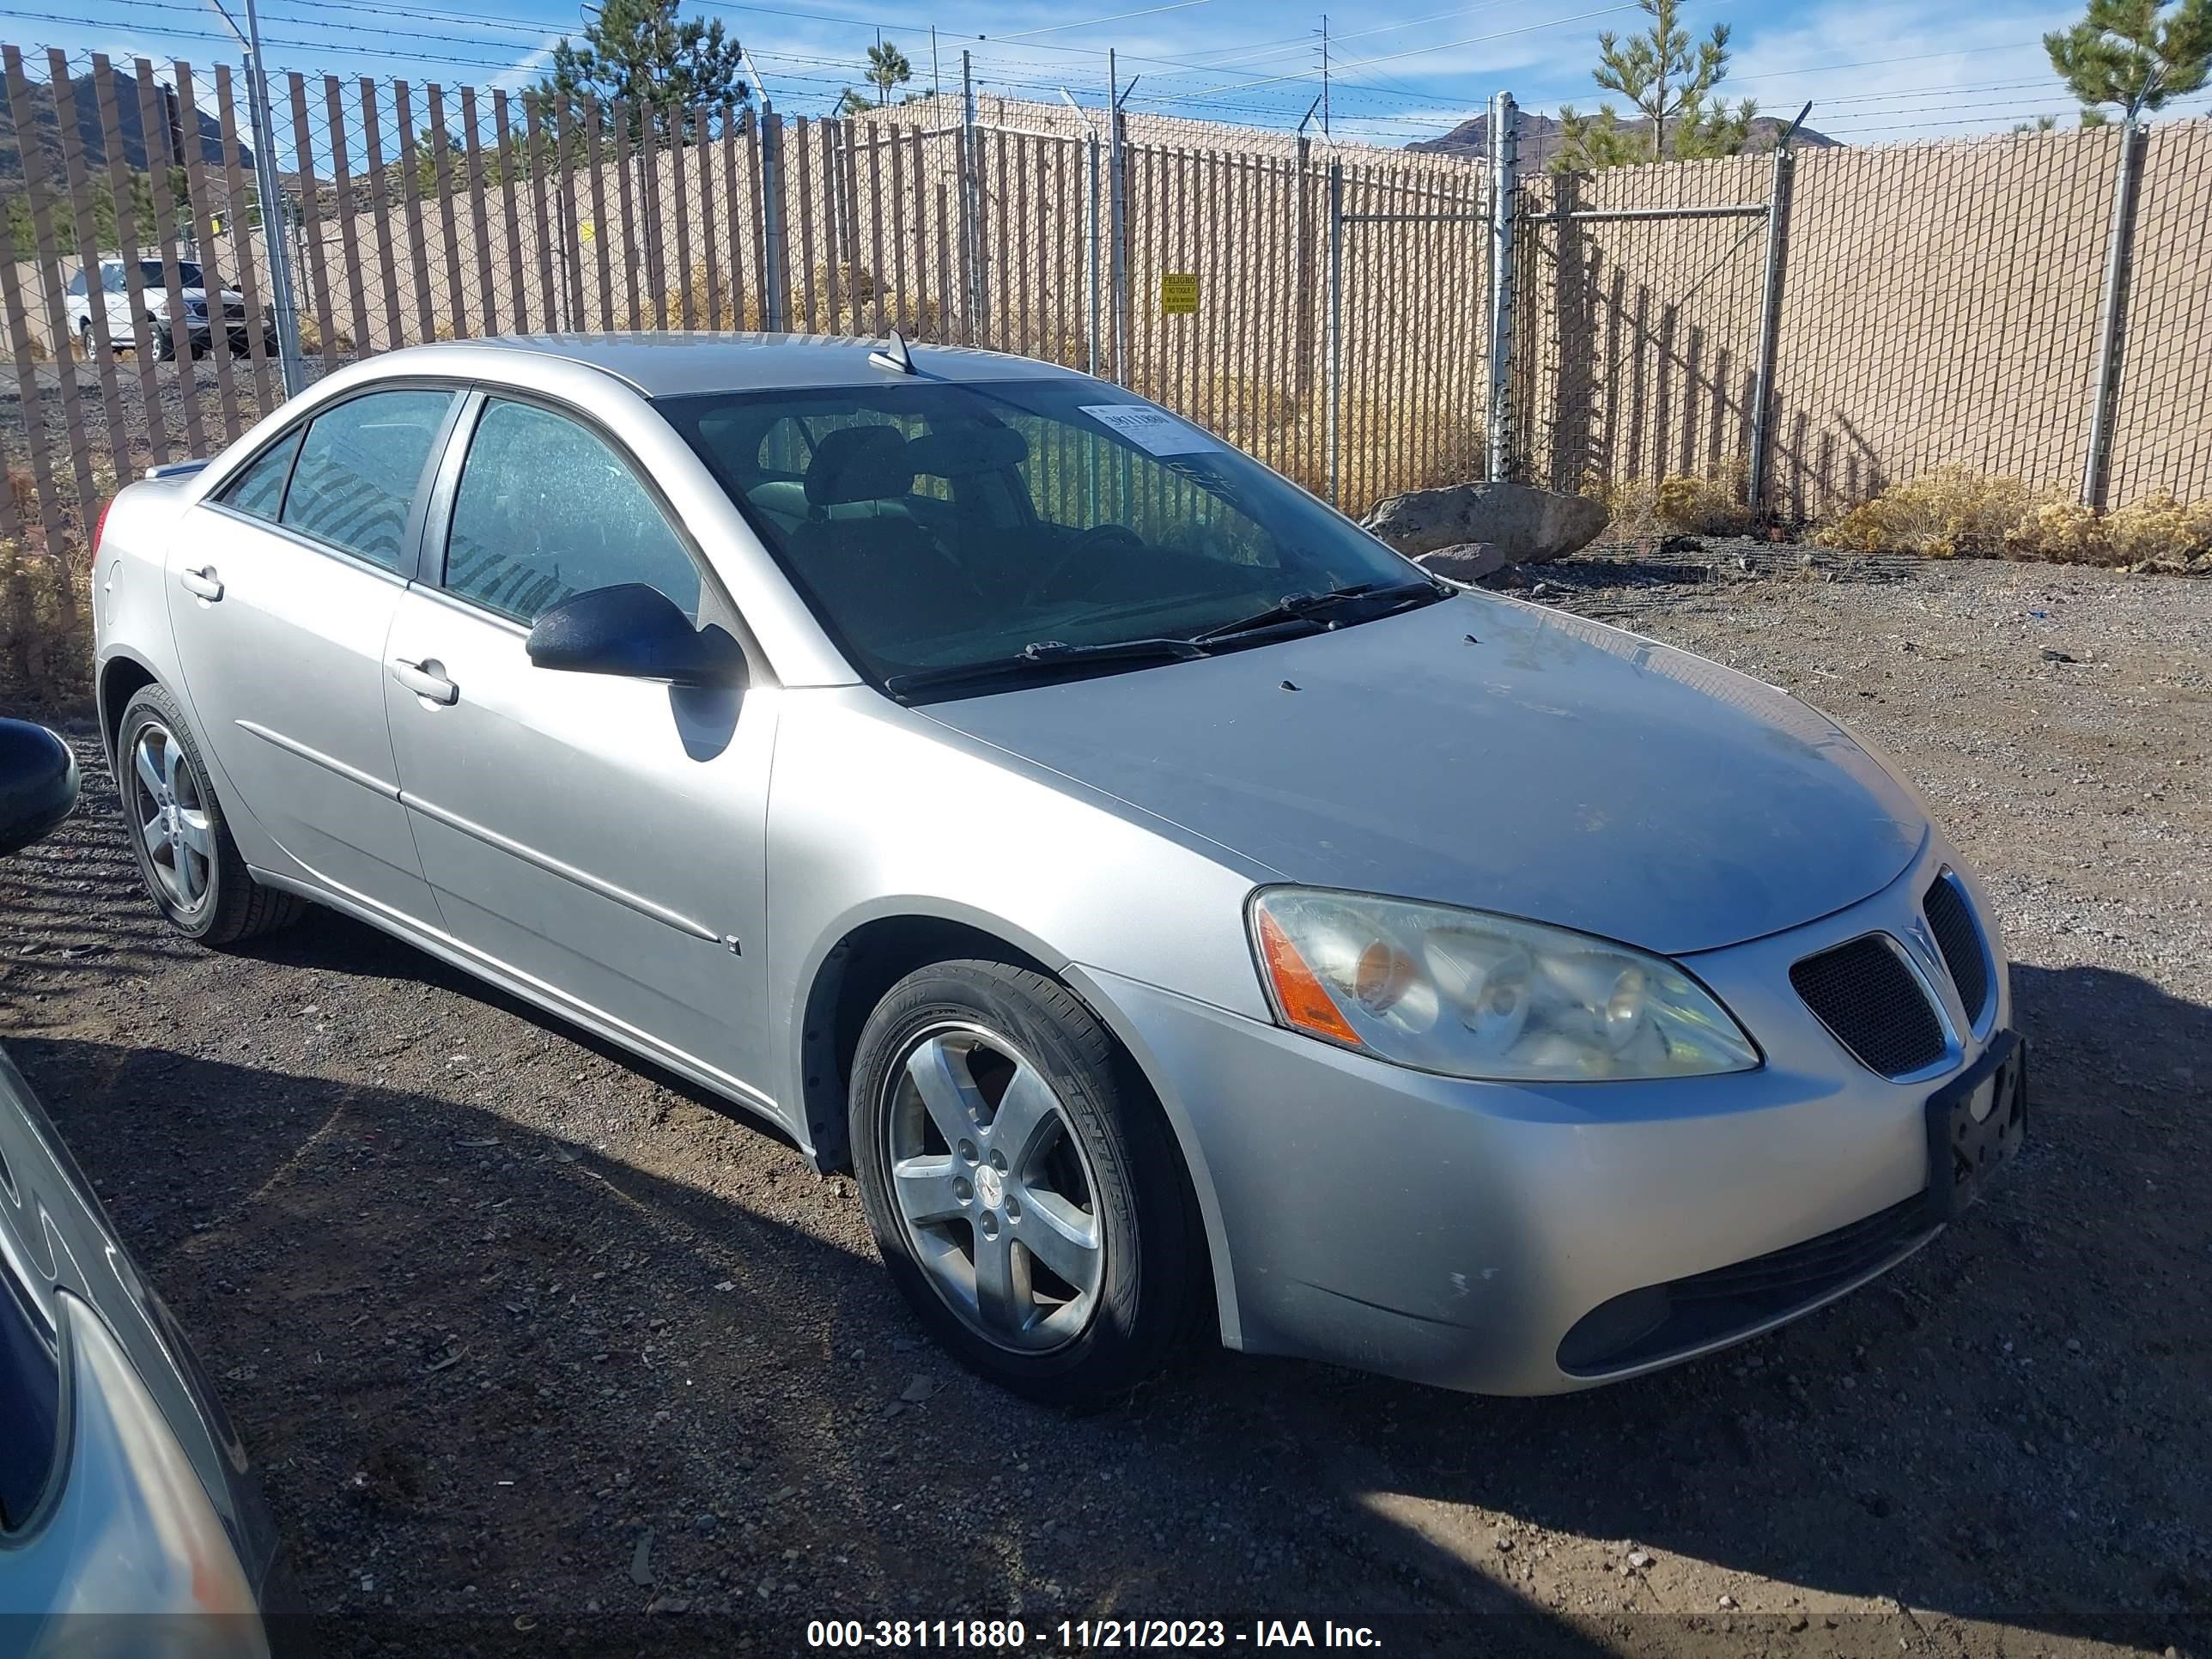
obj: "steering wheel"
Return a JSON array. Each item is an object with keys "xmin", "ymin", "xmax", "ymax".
[{"xmin": 1022, "ymin": 522, "xmax": 1147, "ymax": 605}]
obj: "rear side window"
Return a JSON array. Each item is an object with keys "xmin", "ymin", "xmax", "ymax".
[
  {"xmin": 281, "ymin": 390, "xmax": 453, "ymax": 570},
  {"xmin": 443, "ymin": 399, "xmax": 702, "ymax": 624},
  {"xmin": 221, "ymin": 428, "xmax": 302, "ymax": 522}
]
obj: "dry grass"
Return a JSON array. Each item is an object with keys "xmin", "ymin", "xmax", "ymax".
[
  {"xmin": 299, "ymin": 316, "xmax": 356, "ymax": 354},
  {"xmin": 1814, "ymin": 470, "xmax": 2212, "ymax": 568},
  {"xmin": 1583, "ymin": 466, "xmax": 1753, "ymax": 547},
  {"xmin": 0, "ymin": 538, "xmax": 89, "ymax": 708}
]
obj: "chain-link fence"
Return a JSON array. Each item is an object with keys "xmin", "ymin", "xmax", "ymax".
[{"xmin": 3, "ymin": 44, "xmax": 2210, "ymax": 705}]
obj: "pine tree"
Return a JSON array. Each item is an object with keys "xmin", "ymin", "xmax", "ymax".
[
  {"xmin": 865, "ymin": 39, "xmax": 914, "ymax": 107},
  {"xmin": 1553, "ymin": 0, "xmax": 1754, "ymax": 171},
  {"xmin": 544, "ymin": 0, "xmax": 750, "ymax": 138},
  {"xmin": 2045, "ymin": 0, "xmax": 2212, "ymax": 124}
]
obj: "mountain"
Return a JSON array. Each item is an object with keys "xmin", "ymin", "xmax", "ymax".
[
  {"xmin": 1407, "ymin": 108, "xmax": 1837, "ymax": 167},
  {"xmin": 0, "ymin": 66, "xmax": 248, "ymax": 184}
]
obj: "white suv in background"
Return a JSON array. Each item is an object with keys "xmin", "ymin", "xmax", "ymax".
[{"xmin": 64, "ymin": 258, "xmax": 273, "ymax": 361}]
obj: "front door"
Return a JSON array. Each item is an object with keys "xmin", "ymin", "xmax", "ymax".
[
  {"xmin": 381, "ymin": 393, "xmax": 776, "ymax": 1098},
  {"xmin": 165, "ymin": 386, "xmax": 459, "ymax": 924}
]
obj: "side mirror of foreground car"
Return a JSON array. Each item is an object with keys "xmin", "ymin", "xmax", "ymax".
[
  {"xmin": 0, "ymin": 719, "xmax": 79, "ymax": 857},
  {"xmin": 526, "ymin": 583, "xmax": 749, "ymax": 690}
]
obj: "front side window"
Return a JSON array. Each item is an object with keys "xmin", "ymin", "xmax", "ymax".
[
  {"xmin": 65, "ymin": 270, "xmax": 84, "ymax": 297},
  {"xmin": 102, "ymin": 264, "xmax": 126, "ymax": 295},
  {"xmin": 280, "ymin": 389, "xmax": 453, "ymax": 569},
  {"xmin": 221, "ymin": 428, "xmax": 303, "ymax": 521},
  {"xmin": 661, "ymin": 380, "xmax": 1419, "ymax": 688},
  {"xmin": 443, "ymin": 399, "xmax": 702, "ymax": 625},
  {"xmin": 140, "ymin": 260, "xmax": 204, "ymax": 289}
]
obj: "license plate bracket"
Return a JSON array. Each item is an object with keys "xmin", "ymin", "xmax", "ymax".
[{"xmin": 1924, "ymin": 1030, "xmax": 2027, "ymax": 1224}]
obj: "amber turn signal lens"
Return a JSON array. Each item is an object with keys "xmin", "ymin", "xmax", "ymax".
[{"xmin": 1255, "ymin": 908, "xmax": 1363, "ymax": 1046}]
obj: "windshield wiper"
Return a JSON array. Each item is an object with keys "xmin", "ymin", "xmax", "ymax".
[
  {"xmin": 883, "ymin": 635, "xmax": 1208, "ymax": 700},
  {"xmin": 1189, "ymin": 578, "xmax": 1445, "ymax": 647}
]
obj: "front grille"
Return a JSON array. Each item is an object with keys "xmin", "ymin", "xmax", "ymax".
[
  {"xmin": 1558, "ymin": 1194, "xmax": 1936, "ymax": 1375},
  {"xmin": 1923, "ymin": 876, "xmax": 1990, "ymax": 1023},
  {"xmin": 1790, "ymin": 934, "xmax": 1947, "ymax": 1077},
  {"xmin": 222, "ymin": 303, "xmax": 246, "ymax": 319}
]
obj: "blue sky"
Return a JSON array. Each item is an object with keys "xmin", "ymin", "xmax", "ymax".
[{"xmin": 17, "ymin": 0, "xmax": 2212, "ymax": 149}]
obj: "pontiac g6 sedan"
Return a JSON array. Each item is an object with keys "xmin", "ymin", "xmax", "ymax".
[{"xmin": 90, "ymin": 334, "xmax": 2025, "ymax": 1407}]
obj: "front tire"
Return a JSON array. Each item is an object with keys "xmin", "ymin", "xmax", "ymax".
[
  {"xmin": 850, "ymin": 960, "xmax": 1200, "ymax": 1410},
  {"xmin": 118, "ymin": 684, "xmax": 304, "ymax": 945}
]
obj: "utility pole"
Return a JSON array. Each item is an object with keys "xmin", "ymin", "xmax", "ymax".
[
  {"xmin": 1320, "ymin": 15, "xmax": 1330, "ymax": 137},
  {"xmin": 931, "ymin": 25, "xmax": 940, "ymax": 100},
  {"xmin": 203, "ymin": 0, "xmax": 305, "ymax": 393},
  {"xmin": 875, "ymin": 27, "xmax": 885, "ymax": 106}
]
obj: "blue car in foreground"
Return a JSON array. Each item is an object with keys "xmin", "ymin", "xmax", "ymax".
[{"xmin": 0, "ymin": 718, "xmax": 299, "ymax": 1656}]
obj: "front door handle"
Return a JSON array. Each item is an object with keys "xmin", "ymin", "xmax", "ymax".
[
  {"xmin": 390, "ymin": 658, "xmax": 459, "ymax": 705},
  {"xmin": 178, "ymin": 565, "xmax": 222, "ymax": 601}
]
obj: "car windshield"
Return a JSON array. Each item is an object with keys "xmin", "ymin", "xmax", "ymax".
[
  {"xmin": 141, "ymin": 260, "xmax": 206, "ymax": 288},
  {"xmin": 660, "ymin": 379, "xmax": 1428, "ymax": 692}
]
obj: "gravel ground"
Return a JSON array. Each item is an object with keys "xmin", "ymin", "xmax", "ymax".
[{"xmin": 2, "ymin": 550, "xmax": 2207, "ymax": 1658}]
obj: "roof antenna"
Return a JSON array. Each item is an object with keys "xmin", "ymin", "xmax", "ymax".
[{"xmin": 869, "ymin": 331, "xmax": 916, "ymax": 375}]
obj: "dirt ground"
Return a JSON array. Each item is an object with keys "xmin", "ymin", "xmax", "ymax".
[{"xmin": 3, "ymin": 550, "xmax": 2207, "ymax": 1658}]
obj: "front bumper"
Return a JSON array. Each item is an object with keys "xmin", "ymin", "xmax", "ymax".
[{"xmin": 1074, "ymin": 838, "xmax": 2015, "ymax": 1396}]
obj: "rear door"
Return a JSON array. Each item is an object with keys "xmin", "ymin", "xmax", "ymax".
[
  {"xmin": 382, "ymin": 392, "xmax": 777, "ymax": 1099},
  {"xmin": 167, "ymin": 386, "xmax": 461, "ymax": 923}
]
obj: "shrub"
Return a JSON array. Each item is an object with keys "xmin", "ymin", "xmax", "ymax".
[
  {"xmin": 2103, "ymin": 493, "xmax": 2212, "ymax": 567},
  {"xmin": 1814, "ymin": 468, "xmax": 2043, "ymax": 558},
  {"xmin": 297, "ymin": 316, "xmax": 356, "ymax": 354},
  {"xmin": 0, "ymin": 537, "xmax": 89, "ymax": 708},
  {"xmin": 1654, "ymin": 471, "xmax": 1753, "ymax": 537},
  {"xmin": 1814, "ymin": 472, "xmax": 2212, "ymax": 569}
]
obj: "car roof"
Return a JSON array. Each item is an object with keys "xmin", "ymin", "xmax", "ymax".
[{"xmin": 445, "ymin": 332, "xmax": 1092, "ymax": 398}]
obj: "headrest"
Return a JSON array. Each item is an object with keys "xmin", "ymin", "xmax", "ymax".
[
  {"xmin": 804, "ymin": 425, "xmax": 914, "ymax": 506},
  {"xmin": 907, "ymin": 422, "xmax": 1030, "ymax": 477}
]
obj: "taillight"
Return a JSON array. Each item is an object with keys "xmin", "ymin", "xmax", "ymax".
[{"xmin": 91, "ymin": 496, "xmax": 112, "ymax": 554}]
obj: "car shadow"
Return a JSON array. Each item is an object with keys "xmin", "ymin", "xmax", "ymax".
[{"xmin": 9, "ymin": 940, "xmax": 2205, "ymax": 1654}]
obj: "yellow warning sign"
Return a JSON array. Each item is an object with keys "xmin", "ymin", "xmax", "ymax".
[{"xmin": 1160, "ymin": 271, "xmax": 1199, "ymax": 315}]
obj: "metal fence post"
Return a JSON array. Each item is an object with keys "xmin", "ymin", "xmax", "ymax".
[
  {"xmin": 759, "ymin": 107, "xmax": 787, "ymax": 331},
  {"xmin": 1485, "ymin": 89, "xmax": 1516, "ymax": 483},
  {"xmin": 1747, "ymin": 143, "xmax": 1796, "ymax": 520},
  {"xmin": 1326, "ymin": 158, "xmax": 1343, "ymax": 507},
  {"xmin": 961, "ymin": 52, "xmax": 988, "ymax": 344},
  {"xmin": 2081, "ymin": 118, "xmax": 2148, "ymax": 509},
  {"xmin": 1086, "ymin": 126, "xmax": 1102, "ymax": 376},
  {"xmin": 1107, "ymin": 52, "xmax": 1128, "ymax": 386}
]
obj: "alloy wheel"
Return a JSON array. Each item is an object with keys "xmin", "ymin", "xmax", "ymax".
[
  {"xmin": 130, "ymin": 721, "xmax": 214, "ymax": 913},
  {"xmin": 882, "ymin": 1024, "xmax": 1105, "ymax": 1352}
]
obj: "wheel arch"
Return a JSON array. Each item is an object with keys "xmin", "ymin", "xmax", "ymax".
[
  {"xmin": 790, "ymin": 902, "xmax": 1232, "ymax": 1346},
  {"xmin": 95, "ymin": 650, "xmax": 161, "ymax": 775}
]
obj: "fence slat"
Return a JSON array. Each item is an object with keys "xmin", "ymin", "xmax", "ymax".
[
  {"xmin": 286, "ymin": 73, "xmax": 337, "ymax": 376},
  {"xmin": 491, "ymin": 90, "xmax": 529, "ymax": 331},
  {"xmin": 672, "ymin": 108, "xmax": 695, "ymax": 328},
  {"xmin": 136, "ymin": 61, "xmax": 206, "ymax": 456},
  {"xmin": 223, "ymin": 70, "xmax": 276, "ymax": 402},
  {"xmin": 426, "ymin": 87, "xmax": 466, "ymax": 338},
  {"xmin": 392, "ymin": 81, "xmax": 436, "ymax": 344},
  {"xmin": 357, "ymin": 79, "xmax": 405, "ymax": 356},
  {"xmin": 173, "ymin": 64, "xmax": 240, "ymax": 441},
  {"xmin": 611, "ymin": 100, "xmax": 641, "ymax": 331},
  {"xmin": 0, "ymin": 49, "xmax": 70, "ymax": 560},
  {"xmin": 698, "ymin": 104, "xmax": 724, "ymax": 330},
  {"xmin": 583, "ymin": 99, "xmax": 616, "ymax": 331},
  {"xmin": 319, "ymin": 76, "xmax": 370, "ymax": 366},
  {"xmin": 46, "ymin": 51, "xmax": 132, "ymax": 497},
  {"xmin": 459, "ymin": 88, "xmax": 500, "ymax": 336},
  {"xmin": 91, "ymin": 56, "xmax": 167, "ymax": 465},
  {"xmin": 523, "ymin": 94, "xmax": 560, "ymax": 331}
]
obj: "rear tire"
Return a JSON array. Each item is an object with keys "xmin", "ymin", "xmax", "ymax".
[
  {"xmin": 154, "ymin": 325, "xmax": 177, "ymax": 362},
  {"xmin": 117, "ymin": 684, "xmax": 306, "ymax": 946},
  {"xmin": 850, "ymin": 959, "xmax": 1200, "ymax": 1411}
]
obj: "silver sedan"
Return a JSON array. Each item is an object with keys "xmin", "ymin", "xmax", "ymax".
[{"xmin": 90, "ymin": 335, "xmax": 2025, "ymax": 1406}]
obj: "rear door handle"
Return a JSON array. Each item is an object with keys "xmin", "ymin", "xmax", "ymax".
[
  {"xmin": 390, "ymin": 658, "xmax": 459, "ymax": 705},
  {"xmin": 178, "ymin": 565, "xmax": 222, "ymax": 601}
]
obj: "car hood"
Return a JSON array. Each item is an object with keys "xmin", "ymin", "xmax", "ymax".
[{"xmin": 916, "ymin": 591, "xmax": 1928, "ymax": 957}]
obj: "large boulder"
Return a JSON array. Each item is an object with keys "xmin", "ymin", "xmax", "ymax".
[{"xmin": 1363, "ymin": 480, "xmax": 1608, "ymax": 563}]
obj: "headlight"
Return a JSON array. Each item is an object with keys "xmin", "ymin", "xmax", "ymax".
[{"xmin": 1249, "ymin": 888, "xmax": 1759, "ymax": 1081}]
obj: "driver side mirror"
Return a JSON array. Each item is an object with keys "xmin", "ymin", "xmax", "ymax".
[
  {"xmin": 526, "ymin": 583, "xmax": 749, "ymax": 690},
  {"xmin": 0, "ymin": 720, "xmax": 80, "ymax": 857}
]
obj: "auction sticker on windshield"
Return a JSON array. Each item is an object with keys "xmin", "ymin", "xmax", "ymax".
[{"xmin": 1080, "ymin": 404, "xmax": 1218, "ymax": 457}]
